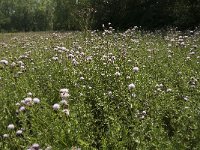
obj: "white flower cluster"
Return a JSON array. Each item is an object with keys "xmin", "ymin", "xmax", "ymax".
[
  {"xmin": 128, "ymin": 83, "xmax": 135, "ymax": 90},
  {"xmin": 16, "ymin": 92, "xmax": 40, "ymax": 112},
  {"xmin": 52, "ymin": 88, "xmax": 70, "ymax": 116},
  {"xmin": 3, "ymin": 124, "xmax": 24, "ymax": 138}
]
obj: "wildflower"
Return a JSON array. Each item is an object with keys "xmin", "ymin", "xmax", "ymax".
[
  {"xmin": 10, "ymin": 62, "xmax": 16, "ymax": 67},
  {"xmin": 60, "ymin": 89, "xmax": 69, "ymax": 93},
  {"xmin": 19, "ymin": 106, "xmax": 26, "ymax": 112},
  {"xmin": 189, "ymin": 51, "xmax": 195, "ymax": 55},
  {"xmin": 131, "ymin": 93, "xmax": 136, "ymax": 97},
  {"xmin": 68, "ymin": 54, "xmax": 74, "ymax": 59},
  {"xmin": 114, "ymin": 71, "xmax": 121, "ymax": 76},
  {"xmin": 60, "ymin": 88, "xmax": 69, "ymax": 99},
  {"xmin": 60, "ymin": 46, "xmax": 67, "ymax": 51},
  {"xmin": 166, "ymin": 88, "xmax": 172, "ymax": 92},
  {"xmin": 31, "ymin": 143, "xmax": 40, "ymax": 150},
  {"xmin": 21, "ymin": 100, "xmax": 25, "ymax": 104},
  {"xmin": 157, "ymin": 88, "xmax": 162, "ymax": 92},
  {"xmin": 128, "ymin": 83, "xmax": 135, "ymax": 90},
  {"xmin": 183, "ymin": 96, "xmax": 189, "ymax": 101},
  {"xmin": 25, "ymin": 97, "xmax": 32, "ymax": 103},
  {"xmin": 0, "ymin": 59, "xmax": 8, "ymax": 65},
  {"xmin": 108, "ymin": 91, "xmax": 112, "ymax": 96},
  {"xmin": 80, "ymin": 77, "xmax": 84, "ymax": 80},
  {"xmin": 24, "ymin": 97, "xmax": 33, "ymax": 106},
  {"xmin": 126, "ymin": 76, "xmax": 131, "ymax": 79},
  {"xmin": 140, "ymin": 115, "xmax": 145, "ymax": 119},
  {"xmin": 142, "ymin": 110, "xmax": 147, "ymax": 115},
  {"xmin": 60, "ymin": 92, "xmax": 70, "ymax": 99},
  {"xmin": 17, "ymin": 61, "xmax": 24, "ymax": 66},
  {"xmin": 52, "ymin": 56, "xmax": 58, "ymax": 61},
  {"xmin": 63, "ymin": 109, "xmax": 70, "ymax": 116},
  {"xmin": 20, "ymin": 65, "xmax": 25, "ymax": 71},
  {"xmin": 186, "ymin": 56, "xmax": 191, "ymax": 60},
  {"xmin": 16, "ymin": 102, "xmax": 21, "ymax": 106},
  {"xmin": 3, "ymin": 134, "xmax": 9, "ymax": 138},
  {"xmin": 86, "ymin": 56, "xmax": 92, "ymax": 61},
  {"xmin": 111, "ymin": 56, "xmax": 116, "ymax": 60},
  {"xmin": 16, "ymin": 130, "xmax": 23, "ymax": 135},
  {"xmin": 53, "ymin": 103, "xmax": 60, "ymax": 110},
  {"xmin": 33, "ymin": 98, "xmax": 40, "ymax": 104},
  {"xmin": 133, "ymin": 67, "xmax": 139, "ymax": 72},
  {"xmin": 108, "ymin": 59, "xmax": 112, "ymax": 63},
  {"xmin": 72, "ymin": 59, "xmax": 79, "ymax": 65},
  {"xmin": 8, "ymin": 124, "xmax": 15, "ymax": 130},
  {"xmin": 168, "ymin": 43, "xmax": 172, "ymax": 47}
]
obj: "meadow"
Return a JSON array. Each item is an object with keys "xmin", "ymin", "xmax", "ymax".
[{"xmin": 0, "ymin": 28, "xmax": 200, "ymax": 149}]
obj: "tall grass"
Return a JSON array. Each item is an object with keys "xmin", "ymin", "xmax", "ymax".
[{"xmin": 0, "ymin": 28, "xmax": 200, "ymax": 149}]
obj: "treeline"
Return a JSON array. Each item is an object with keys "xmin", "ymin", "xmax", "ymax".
[{"xmin": 0, "ymin": 0, "xmax": 200, "ymax": 32}]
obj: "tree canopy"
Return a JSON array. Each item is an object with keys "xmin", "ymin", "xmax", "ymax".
[{"xmin": 0, "ymin": 0, "xmax": 199, "ymax": 32}]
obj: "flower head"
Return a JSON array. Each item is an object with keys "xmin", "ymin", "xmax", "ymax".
[
  {"xmin": 133, "ymin": 67, "xmax": 139, "ymax": 72},
  {"xmin": 33, "ymin": 98, "xmax": 40, "ymax": 104},
  {"xmin": 19, "ymin": 106, "xmax": 26, "ymax": 112},
  {"xmin": 16, "ymin": 130, "xmax": 23, "ymax": 135},
  {"xmin": 31, "ymin": 143, "xmax": 40, "ymax": 150},
  {"xmin": 53, "ymin": 103, "xmax": 60, "ymax": 110},
  {"xmin": 62, "ymin": 109, "xmax": 70, "ymax": 116},
  {"xmin": 128, "ymin": 83, "xmax": 135, "ymax": 90},
  {"xmin": 60, "ymin": 88, "xmax": 69, "ymax": 93},
  {"xmin": 24, "ymin": 97, "xmax": 33, "ymax": 106},
  {"xmin": 3, "ymin": 134, "xmax": 9, "ymax": 138},
  {"xmin": 60, "ymin": 88, "xmax": 69, "ymax": 99},
  {"xmin": 8, "ymin": 124, "xmax": 15, "ymax": 130},
  {"xmin": 114, "ymin": 71, "xmax": 121, "ymax": 76},
  {"xmin": 0, "ymin": 59, "xmax": 8, "ymax": 65}
]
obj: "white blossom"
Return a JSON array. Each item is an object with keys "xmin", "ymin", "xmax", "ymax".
[
  {"xmin": 62, "ymin": 109, "xmax": 70, "ymax": 116},
  {"xmin": 60, "ymin": 88, "xmax": 69, "ymax": 94},
  {"xmin": 19, "ymin": 106, "xmax": 26, "ymax": 112},
  {"xmin": 16, "ymin": 130, "xmax": 23, "ymax": 135},
  {"xmin": 33, "ymin": 98, "xmax": 40, "ymax": 104},
  {"xmin": 53, "ymin": 103, "xmax": 60, "ymax": 110},
  {"xmin": 31, "ymin": 143, "xmax": 40, "ymax": 149},
  {"xmin": 3, "ymin": 134, "xmax": 9, "ymax": 138},
  {"xmin": 114, "ymin": 71, "xmax": 121, "ymax": 76},
  {"xmin": 128, "ymin": 83, "xmax": 135, "ymax": 90},
  {"xmin": 133, "ymin": 67, "xmax": 139, "ymax": 72},
  {"xmin": 0, "ymin": 59, "xmax": 8, "ymax": 65},
  {"xmin": 60, "ymin": 88, "xmax": 69, "ymax": 99},
  {"xmin": 8, "ymin": 124, "xmax": 15, "ymax": 130}
]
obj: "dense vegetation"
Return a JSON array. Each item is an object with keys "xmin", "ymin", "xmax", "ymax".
[
  {"xmin": 0, "ymin": 28, "xmax": 199, "ymax": 149},
  {"xmin": 0, "ymin": 0, "xmax": 200, "ymax": 32}
]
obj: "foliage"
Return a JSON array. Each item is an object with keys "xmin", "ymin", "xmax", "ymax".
[{"xmin": 0, "ymin": 0, "xmax": 200, "ymax": 32}]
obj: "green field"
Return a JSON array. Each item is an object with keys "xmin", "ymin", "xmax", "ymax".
[{"xmin": 0, "ymin": 29, "xmax": 200, "ymax": 149}]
